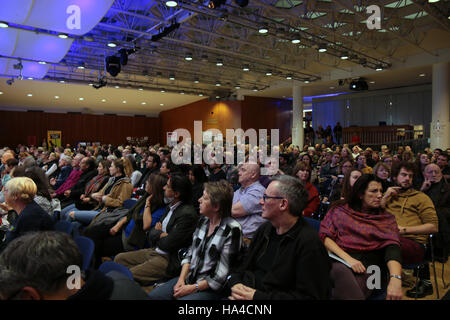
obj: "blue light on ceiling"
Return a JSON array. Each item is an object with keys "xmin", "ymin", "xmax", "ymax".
[{"xmin": 0, "ymin": 0, "xmax": 114, "ymax": 35}]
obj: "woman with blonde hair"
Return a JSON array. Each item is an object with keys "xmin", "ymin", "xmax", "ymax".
[{"xmin": 0, "ymin": 177, "xmax": 54, "ymax": 249}]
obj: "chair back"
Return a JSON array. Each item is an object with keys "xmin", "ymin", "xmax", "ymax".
[
  {"xmin": 74, "ymin": 236, "xmax": 95, "ymax": 271},
  {"xmin": 304, "ymin": 216, "xmax": 320, "ymax": 232},
  {"xmin": 99, "ymin": 261, "xmax": 133, "ymax": 280},
  {"xmin": 54, "ymin": 220, "xmax": 73, "ymax": 235},
  {"xmin": 123, "ymin": 199, "xmax": 138, "ymax": 209}
]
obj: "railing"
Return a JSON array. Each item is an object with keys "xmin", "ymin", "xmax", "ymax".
[{"xmin": 342, "ymin": 126, "xmax": 429, "ymax": 152}]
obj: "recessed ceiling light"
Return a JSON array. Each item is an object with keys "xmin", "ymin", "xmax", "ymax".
[
  {"xmin": 180, "ymin": 91, "xmax": 185, "ymax": 95},
  {"xmin": 304, "ymin": 80, "xmax": 310, "ymax": 84},
  {"xmin": 216, "ymin": 58, "xmax": 223, "ymax": 66},
  {"xmin": 138, "ymin": 87, "xmax": 144, "ymax": 91},
  {"xmin": 242, "ymin": 64, "xmax": 250, "ymax": 71},
  {"xmin": 216, "ymin": 95, "xmax": 220, "ymax": 99},
  {"xmin": 160, "ymin": 88, "xmax": 166, "ymax": 93},
  {"xmin": 89, "ymin": 83, "xmax": 93, "ymax": 86},
  {"xmin": 54, "ymin": 96, "xmax": 59, "ymax": 99},
  {"xmin": 266, "ymin": 71, "xmax": 272, "ymax": 76},
  {"xmin": 0, "ymin": 92, "xmax": 3, "ymax": 95},
  {"xmin": 122, "ymin": 100, "xmax": 127, "ymax": 103},
  {"xmin": 258, "ymin": 26, "xmax": 268, "ymax": 34},
  {"xmin": 330, "ymin": 86, "xmax": 335, "ymax": 89},
  {"xmin": 0, "ymin": 22, "xmax": 9, "ymax": 28},
  {"xmin": 141, "ymin": 102, "xmax": 146, "ymax": 105},
  {"xmin": 185, "ymin": 52, "xmax": 193, "ymax": 61},
  {"xmin": 160, "ymin": 103, "xmax": 165, "ymax": 106},
  {"xmin": 235, "ymin": 84, "xmax": 240, "ymax": 89},
  {"xmin": 58, "ymin": 33, "xmax": 69, "ymax": 39},
  {"xmin": 369, "ymin": 81, "xmax": 375, "ymax": 84},
  {"xmin": 27, "ymin": 93, "xmax": 33, "ymax": 97},
  {"xmin": 107, "ymin": 42, "xmax": 117, "ymax": 47},
  {"xmin": 428, "ymin": 0, "xmax": 439, "ymax": 3},
  {"xmin": 340, "ymin": 52, "xmax": 349, "ymax": 60},
  {"xmin": 115, "ymin": 85, "xmax": 120, "ymax": 88},
  {"xmin": 286, "ymin": 75, "xmax": 293, "ymax": 80},
  {"xmin": 169, "ymin": 74, "xmax": 175, "ymax": 80},
  {"xmin": 27, "ymin": 77, "xmax": 33, "ymax": 80},
  {"xmin": 199, "ymin": 93, "xmax": 204, "ymax": 96},
  {"xmin": 252, "ymin": 87, "xmax": 258, "ymax": 92},
  {"xmin": 216, "ymin": 82, "xmax": 221, "ymax": 86},
  {"xmin": 101, "ymin": 99, "xmax": 106, "ymax": 102},
  {"xmin": 291, "ymin": 39, "xmax": 300, "ymax": 44},
  {"xmin": 419, "ymin": 73, "xmax": 426, "ymax": 77},
  {"xmin": 59, "ymin": 80, "xmax": 65, "ymax": 83},
  {"xmin": 38, "ymin": 61, "xmax": 47, "ymax": 65},
  {"xmin": 318, "ymin": 44, "xmax": 327, "ymax": 52},
  {"xmin": 79, "ymin": 97, "xmax": 84, "ymax": 101},
  {"xmin": 166, "ymin": 0, "xmax": 178, "ymax": 7}
]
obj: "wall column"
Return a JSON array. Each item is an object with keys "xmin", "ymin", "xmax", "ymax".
[
  {"xmin": 430, "ymin": 62, "xmax": 450, "ymax": 150},
  {"xmin": 292, "ymin": 85, "xmax": 304, "ymax": 148}
]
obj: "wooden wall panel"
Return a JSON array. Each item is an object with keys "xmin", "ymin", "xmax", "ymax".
[
  {"xmin": 0, "ymin": 110, "xmax": 159, "ymax": 148},
  {"xmin": 241, "ymin": 96, "xmax": 293, "ymax": 142},
  {"xmin": 158, "ymin": 99, "xmax": 242, "ymax": 145}
]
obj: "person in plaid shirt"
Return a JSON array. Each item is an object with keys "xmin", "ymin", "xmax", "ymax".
[{"xmin": 148, "ymin": 180, "xmax": 243, "ymax": 300}]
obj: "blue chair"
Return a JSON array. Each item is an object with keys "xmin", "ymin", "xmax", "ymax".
[
  {"xmin": 99, "ymin": 261, "xmax": 133, "ymax": 280},
  {"xmin": 304, "ymin": 216, "xmax": 320, "ymax": 232},
  {"xmin": 54, "ymin": 220, "xmax": 73, "ymax": 235},
  {"xmin": 123, "ymin": 199, "xmax": 138, "ymax": 210},
  {"xmin": 74, "ymin": 236, "xmax": 95, "ymax": 271}
]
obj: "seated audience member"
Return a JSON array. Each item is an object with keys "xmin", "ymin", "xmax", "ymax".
[
  {"xmin": 292, "ymin": 162, "xmax": 320, "ymax": 218},
  {"xmin": 60, "ymin": 160, "xmax": 111, "ymax": 216},
  {"xmin": 231, "ymin": 163, "xmax": 266, "ymax": 241},
  {"xmin": 319, "ymin": 174, "xmax": 403, "ymax": 300},
  {"xmin": 0, "ymin": 231, "xmax": 149, "ymax": 300},
  {"xmin": 84, "ymin": 173, "xmax": 167, "ymax": 267},
  {"xmin": 319, "ymin": 152, "xmax": 341, "ymax": 195},
  {"xmin": 356, "ymin": 154, "xmax": 373, "ymax": 174},
  {"xmin": 228, "ymin": 175, "xmax": 331, "ymax": 300},
  {"xmin": 413, "ymin": 153, "xmax": 431, "ymax": 189},
  {"xmin": 279, "ymin": 153, "xmax": 292, "ymax": 175},
  {"xmin": 382, "ymin": 161, "xmax": 438, "ymax": 298},
  {"xmin": 420, "ymin": 164, "xmax": 450, "ymax": 260},
  {"xmin": 373, "ymin": 162, "xmax": 394, "ymax": 192},
  {"xmin": 43, "ymin": 152, "xmax": 59, "ymax": 178},
  {"xmin": 383, "ymin": 155, "xmax": 394, "ymax": 169},
  {"xmin": 340, "ymin": 146, "xmax": 353, "ymax": 162},
  {"xmin": 52, "ymin": 153, "xmax": 85, "ymax": 197},
  {"xmin": 114, "ymin": 173, "xmax": 198, "ymax": 288},
  {"xmin": 134, "ymin": 153, "xmax": 161, "ymax": 197},
  {"xmin": 300, "ymin": 154, "xmax": 319, "ymax": 185},
  {"xmin": 66, "ymin": 159, "xmax": 133, "ymax": 236},
  {"xmin": 0, "ymin": 177, "xmax": 54, "ymax": 250},
  {"xmin": 436, "ymin": 153, "xmax": 450, "ymax": 183},
  {"xmin": 148, "ymin": 180, "xmax": 243, "ymax": 300},
  {"xmin": 0, "ymin": 158, "xmax": 18, "ymax": 203},
  {"xmin": 188, "ymin": 164, "xmax": 208, "ymax": 214},
  {"xmin": 50, "ymin": 154, "xmax": 73, "ymax": 190},
  {"xmin": 18, "ymin": 167, "xmax": 61, "ymax": 216},
  {"xmin": 124, "ymin": 155, "xmax": 142, "ymax": 188},
  {"xmin": 57, "ymin": 157, "xmax": 97, "ymax": 206},
  {"xmin": 208, "ymin": 161, "xmax": 227, "ymax": 182}
]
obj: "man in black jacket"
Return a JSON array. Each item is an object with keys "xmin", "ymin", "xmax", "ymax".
[
  {"xmin": 114, "ymin": 173, "xmax": 198, "ymax": 288},
  {"xmin": 228, "ymin": 175, "xmax": 331, "ymax": 300},
  {"xmin": 0, "ymin": 231, "xmax": 149, "ymax": 300}
]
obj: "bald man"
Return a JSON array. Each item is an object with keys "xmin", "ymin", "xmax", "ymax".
[
  {"xmin": 421, "ymin": 163, "xmax": 450, "ymax": 238},
  {"xmin": 232, "ymin": 163, "xmax": 266, "ymax": 241}
]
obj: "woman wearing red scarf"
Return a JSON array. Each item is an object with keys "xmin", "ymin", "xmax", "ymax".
[{"xmin": 319, "ymin": 174, "xmax": 403, "ymax": 300}]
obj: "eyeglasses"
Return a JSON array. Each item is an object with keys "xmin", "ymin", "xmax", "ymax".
[{"xmin": 263, "ymin": 194, "xmax": 284, "ymax": 202}]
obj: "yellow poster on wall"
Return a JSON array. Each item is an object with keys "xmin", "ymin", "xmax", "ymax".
[{"xmin": 47, "ymin": 130, "xmax": 62, "ymax": 149}]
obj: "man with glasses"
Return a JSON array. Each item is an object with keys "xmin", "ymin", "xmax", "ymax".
[{"xmin": 228, "ymin": 175, "xmax": 331, "ymax": 300}]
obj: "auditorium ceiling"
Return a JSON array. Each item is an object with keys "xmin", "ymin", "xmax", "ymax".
[{"xmin": 0, "ymin": 0, "xmax": 449, "ymax": 115}]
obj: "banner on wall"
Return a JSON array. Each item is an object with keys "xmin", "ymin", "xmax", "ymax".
[{"xmin": 47, "ymin": 130, "xmax": 62, "ymax": 148}]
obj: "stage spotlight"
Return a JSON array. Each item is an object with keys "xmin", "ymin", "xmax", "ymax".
[
  {"xmin": 92, "ymin": 77, "xmax": 107, "ymax": 89},
  {"xmin": 349, "ymin": 79, "xmax": 368, "ymax": 91},
  {"xmin": 105, "ymin": 56, "xmax": 121, "ymax": 77}
]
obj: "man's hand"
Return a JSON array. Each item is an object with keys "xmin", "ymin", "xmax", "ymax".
[
  {"xmin": 155, "ymin": 222, "xmax": 162, "ymax": 231},
  {"xmin": 420, "ymin": 179, "xmax": 432, "ymax": 192},
  {"xmin": 49, "ymin": 178, "xmax": 56, "ymax": 186},
  {"xmin": 173, "ymin": 284, "xmax": 196, "ymax": 299},
  {"xmin": 229, "ymin": 283, "xmax": 256, "ymax": 300}
]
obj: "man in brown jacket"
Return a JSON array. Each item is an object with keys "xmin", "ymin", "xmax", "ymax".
[{"xmin": 382, "ymin": 161, "xmax": 438, "ymax": 298}]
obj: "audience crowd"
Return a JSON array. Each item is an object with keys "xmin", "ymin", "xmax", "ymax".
[{"xmin": 0, "ymin": 136, "xmax": 449, "ymax": 301}]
